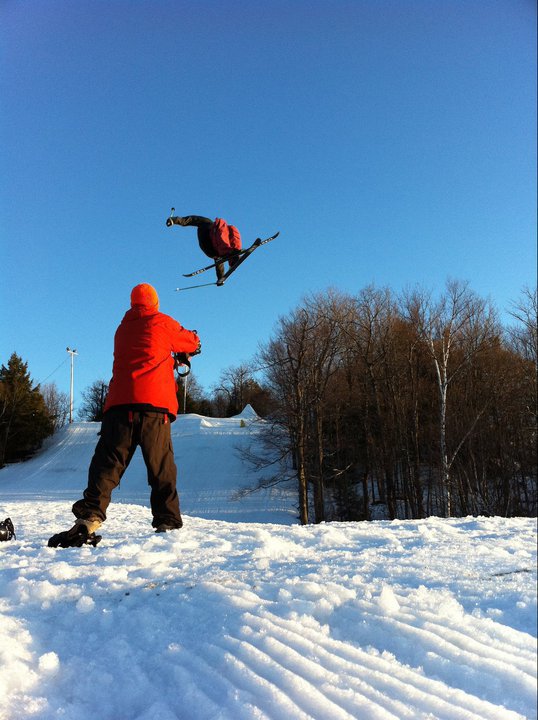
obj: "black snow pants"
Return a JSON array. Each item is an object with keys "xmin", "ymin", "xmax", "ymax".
[
  {"xmin": 72, "ymin": 408, "xmax": 182, "ymax": 528},
  {"xmin": 174, "ymin": 215, "xmax": 215, "ymax": 258}
]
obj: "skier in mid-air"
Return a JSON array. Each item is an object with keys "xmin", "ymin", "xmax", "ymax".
[{"xmin": 166, "ymin": 214, "xmax": 242, "ymax": 283}]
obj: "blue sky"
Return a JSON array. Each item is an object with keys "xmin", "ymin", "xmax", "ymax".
[{"xmin": 1, "ymin": 0, "xmax": 536, "ymax": 408}]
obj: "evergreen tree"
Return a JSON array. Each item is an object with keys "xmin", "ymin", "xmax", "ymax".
[{"xmin": 0, "ymin": 353, "xmax": 54, "ymax": 466}]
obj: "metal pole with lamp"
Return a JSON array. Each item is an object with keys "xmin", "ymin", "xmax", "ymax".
[{"xmin": 66, "ymin": 347, "xmax": 78, "ymax": 423}]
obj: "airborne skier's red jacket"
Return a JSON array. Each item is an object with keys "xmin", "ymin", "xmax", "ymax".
[{"xmin": 103, "ymin": 304, "xmax": 200, "ymax": 419}]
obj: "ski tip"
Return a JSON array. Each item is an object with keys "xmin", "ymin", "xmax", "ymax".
[{"xmin": 258, "ymin": 231, "xmax": 279, "ymax": 243}]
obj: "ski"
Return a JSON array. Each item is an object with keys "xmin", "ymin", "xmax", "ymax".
[
  {"xmin": 176, "ymin": 232, "xmax": 279, "ymax": 292},
  {"xmin": 182, "ymin": 232, "xmax": 279, "ymax": 277},
  {"xmin": 216, "ymin": 234, "xmax": 277, "ymax": 285},
  {"xmin": 182, "ymin": 251, "xmax": 242, "ymax": 278}
]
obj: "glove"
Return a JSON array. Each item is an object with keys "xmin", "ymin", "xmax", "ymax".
[{"xmin": 166, "ymin": 216, "xmax": 187, "ymax": 227}]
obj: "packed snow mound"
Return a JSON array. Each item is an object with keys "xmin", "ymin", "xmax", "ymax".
[
  {"xmin": 234, "ymin": 403, "xmax": 259, "ymax": 419},
  {"xmin": 0, "ymin": 413, "xmax": 536, "ymax": 720},
  {"xmin": 0, "ymin": 508, "xmax": 536, "ymax": 720}
]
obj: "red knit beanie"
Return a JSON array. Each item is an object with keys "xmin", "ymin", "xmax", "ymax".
[{"xmin": 130, "ymin": 283, "xmax": 159, "ymax": 309}]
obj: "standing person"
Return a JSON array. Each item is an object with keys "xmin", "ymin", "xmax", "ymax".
[
  {"xmin": 166, "ymin": 214, "xmax": 242, "ymax": 282},
  {"xmin": 48, "ymin": 283, "xmax": 201, "ymax": 547}
]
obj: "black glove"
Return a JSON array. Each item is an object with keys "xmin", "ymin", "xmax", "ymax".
[{"xmin": 167, "ymin": 216, "xmax": 187, "ymax": 227}]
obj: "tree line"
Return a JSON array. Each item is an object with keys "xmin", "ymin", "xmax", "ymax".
[
  {"xmin": 2, "ymin": 281, "xmax": 536, "ymax": 524},
  {"xmin": 250, "ymin": 281, "xmax": 536, "ymax": 522}
]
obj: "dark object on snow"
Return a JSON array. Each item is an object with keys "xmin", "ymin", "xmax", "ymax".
[
  {"xmin": 155, "ymin": 522, "xmax": 183, "ymax": 533},
  {"xmin": 48, "ymin": 524, "xmax": 101, "ymax": 548},
  {"xmin": 0, "ymin": 518, "xmax": 15, "ymax": 541}
]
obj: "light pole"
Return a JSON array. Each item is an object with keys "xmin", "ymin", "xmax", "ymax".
[{"xmin": 66, "ymin": 347, "xmax": 78, "ymax": 423}]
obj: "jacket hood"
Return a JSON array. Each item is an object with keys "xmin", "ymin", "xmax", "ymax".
[{"xmin": 123, "ymin": 305, "xmax": 160, "ymax": 321}]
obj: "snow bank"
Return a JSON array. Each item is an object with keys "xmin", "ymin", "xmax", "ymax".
[
  {"xmin": 0, "ymin": 416, "xmax": 536, "ymax": 719},
  {"xmin": 0, "ymin": 508, "xmax": 536, "ymax": 720}
]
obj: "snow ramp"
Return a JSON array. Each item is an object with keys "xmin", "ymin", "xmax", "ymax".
[{"xmin": 0, "ymin": 413, "xmax": 297, "ymax": 524}]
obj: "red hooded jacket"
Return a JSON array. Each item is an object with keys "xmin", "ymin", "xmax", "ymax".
[{"xmin": 103, "ymin": 304, "xmax": 200, "ymax": 419}]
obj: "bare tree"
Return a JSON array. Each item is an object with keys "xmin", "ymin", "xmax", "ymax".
[
  {"xmin": 508, "ymin": 286, "xmax": 538, "ymax": 364},
  {"xmin": 404, "ymin": 280, "xmax": 499, "ymax": 515},
  {"xmin": 508, "ymin": 286, "xmax": 537, "ymax": 428},
  {"xmin": 346, "ymin": 286, "xmax": 398, "ymax": 516},
  {"xmin": 77, "ymin": 380, "xmax": 109, "ymax": 421},
  {"xmin": 258, "ymin": 291, "xmax": 347, "ymax": 523},
  {"xmin": 212, "ymin": 363, "xmax": 272, "ymax": 416},
  {"xmin": 261, "ymin": 311, "xmax": 311, "ymax": 523},
  {"xmin": 241, "ymin": 281, "xmax": 536, "ymax": 522},
  {"xmin": 41, "ymin": 382, "xmax": 70, "ymax": 431}
]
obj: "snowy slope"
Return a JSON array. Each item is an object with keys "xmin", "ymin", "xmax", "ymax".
[
  {"xmin": 0, "ymin": 412, "xmax": 536, "ymax": 720},
  {"xmin": 0, "ymin": 409, "xmax": 297, "ymax": 523}
]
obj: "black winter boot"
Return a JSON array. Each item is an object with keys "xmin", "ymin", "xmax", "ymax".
[
  {"xmin": 155, "ymin": 522, "xmax": 182, "ymax": 533},
  {"xmin": 48, "ymin": 523, "xmax": 102, "ymax": 548}
]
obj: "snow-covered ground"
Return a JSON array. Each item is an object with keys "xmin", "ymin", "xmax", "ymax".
[{"xmin": 0, "ymin": 410, "xmax": 536, "ymax": 720}]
